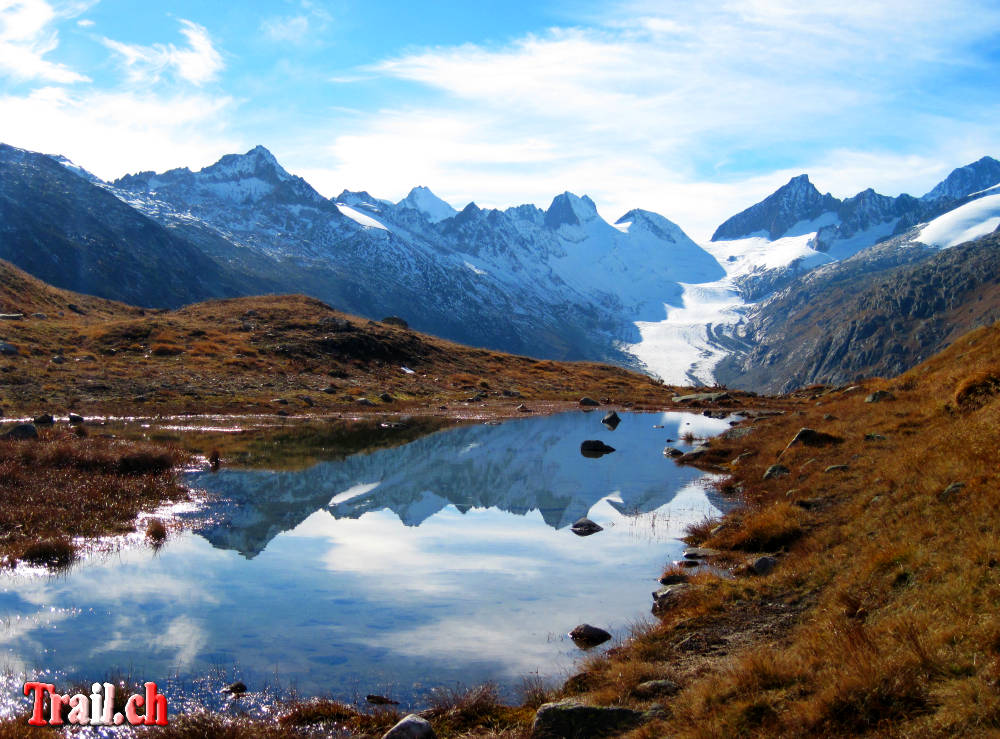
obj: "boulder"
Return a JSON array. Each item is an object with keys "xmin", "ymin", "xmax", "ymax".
[
  {"xmin": 366, "ymin": 694, "xmax": 400, "ymax": 705},
  {"xmin": 652, "ymin": 583, "xmax": 692, "ymax": 613},
  {"xmin": 678, "ymin": 444, "xmax": 710, "ymax": 463},
  {"xmin": 864, "ymin": 433, "xmax": 887, "ymax": 441},
  {"xmin": 380, "ymin": 393, "xmax": 395, "ymax": 403},
  {"xmin": 33, "ymin": 414, "xmax": 54, "ymax": 425},
  {"xmin": 750, "ymin": 555, "xmax": 778, "ymax": 576},
  {"xmin": 601, "ymin": 411, "xmax": 621, "ymax": 430},
  {"xmin": 865, "ymin": 390, "xmax": 895, "ymax": 403},
  {"xmin": 0, "ymin": 313, "xmax": 23, "ymax": 320},
  {"xmin": 763, "ymin": 464, "xmax": 789, "ymax": 480},
  {"xmin": 785, "ymin": 427, "xmax": 843, "ymax": 449},
  {"xmin": 0, "ymin": 341, "xmax": 18, "ymax": 356},
  {"xmin": 568, "ymin": 624, "xmax": 612, "ymax": 647},
  {"xmin": 382, "ymin": 714, "xmax": 435, "ymax": 739},
  {"xmin": 671, "ymin": 392, "xmax": 730, "ymax": 403},
  {"xmin": 357, "ymin": 398, "xmax": 376, "ymax": 407},
  {"xmin": 632, "ymin": 679, "xmax": 680, "ymax": 699},
  {"xmin": 530, "ymin": 700, "xmax": 643, "ymax": 739},
  {"xmin": 570, "ymin": 517, "xmax": 604, "ymax": 536},
  {"xmin": 580, "ymin": 440, "xmax": 615, "ymax": 458},
  {"xmin": 517, "ymin": 403, "xmax": 533, "ymax": 413},
  {"xmin": 683, "ymin": 547, "xmax": 720, "ymax": 559},
  {"xmin": 223, "ymin": 681, "xmax": 246, "ymax": 695},
  {"xmin": 381, "ymin": 316, "xmax": 409, "ymax": 329},
  {"xmin": 663, "ymin": 446, "xmax": 684, "ymax": 458},
  {"xmin": 2, "ymin": 423, "xmax": 38, "ymax": 441},
  {"xmin": 579, "ymin": 396, "xmax": 600, "ymax": 407}
]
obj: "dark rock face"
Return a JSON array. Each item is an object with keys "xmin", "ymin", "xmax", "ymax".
[
  {"xmin": 712, "ymin": 175, "xmax": 840, "ymax": 241},
  {"xmin": 922, "ymin": 156, "xmax": 1000, "ymax": 202},
  {"xmin": 580, "ymin": 440, "xmax": 615, "ymax": 457},
  {"xmin": 568, "ymin": 623, "xmax": 612, "ymax": 647},
  {"xmin": 530, "ymin": 700, "xmax": 643, "ymax": 739},
  {"xmin": 570, "ymin": 517, "xmax": 604, "ymax": 536},
  {"xmin": 717, "ymin": 233, "xmax": 1000, "ymax": 393},
  {"xmin": 601, "ymin": 411, "xmax": 620, "ymax": 430}
]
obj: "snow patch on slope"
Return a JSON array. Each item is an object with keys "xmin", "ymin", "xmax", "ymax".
[
  {"xmin": 917, "ymin": 192, "xmax": 1000, "ymax": 248},
  {"xmin": 335, "ymin": 203, "xmax": 389, "ymax": 230}
]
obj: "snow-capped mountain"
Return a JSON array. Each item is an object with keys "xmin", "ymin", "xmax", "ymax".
[
  {"xmin": 6, "ymin": 138, "xmax": 999, "ymax": 390},
  {"xmin": 107, "ymin": 146, "xmax": 722, "ymax": 364}
]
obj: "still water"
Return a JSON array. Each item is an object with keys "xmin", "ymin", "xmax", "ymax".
[{"xmin": 0, "ymin": 410, "xmax": 735, "ymax": 711}]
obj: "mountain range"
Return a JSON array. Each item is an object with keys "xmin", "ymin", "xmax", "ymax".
[{"xmin": 1, "ymin": 140, "xmax": 998, "ymax": 391}]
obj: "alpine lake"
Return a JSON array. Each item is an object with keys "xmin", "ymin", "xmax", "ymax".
[{"xmin": 0, "ymin": 409, "xmax": 739, "ymax": 718}]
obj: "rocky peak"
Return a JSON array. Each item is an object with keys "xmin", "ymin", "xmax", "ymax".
[
  {"xmin": 397, "ymin": 185, "xmax": 457, "ymax": 223},
  {"xmin": 922, "ymin": 156, "xmax": 1000, "ymax": 203},
  {"xmin": 544, "ymin": 192, "xmax": 599, "ymax": 229},
  {"xmin": 615, "ymin": 209, "xmax": 689, "ymax": 243},
  {"xmin": 712, "ymin": 174, "xmax": 841, "ymax": 241}
]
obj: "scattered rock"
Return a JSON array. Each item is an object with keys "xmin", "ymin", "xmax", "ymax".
[
  {"xmin": 502, "ymin": 389, "xmax": 522, "ymax": 398},
  {"xmin": 720, "ymin": 425, "xmax": 754, "ymax": 440},
  {"xmin": 297, "ymin": 395, "xmax": 315, "ymax": 407},
  {"xmin": 579, "ymin": 396, "xmax": 600, "ymax": 407},
  {"xmin": 67, "ymin": 303, "xmax": 86, "ymax": 315},
  {"xmin": 31, "ymin": 313, "xmax": 46, "ymax": 319},
  {"xmin": 0, "ymin": 313, "xmax": 24, "ymax": 320},
  {"xmin": 366, "ymin": 694, "xmax": 400, "ymax": 705},
  {"xmin": 678, "ymin": 444, "xmax": 710, "ymax": 462},
  {"xmin": 322, "ymin": 385, "xmax": 338, "ymax": 394},
  {"xmin": 357, "ymin": 398, "xmax": 376, "ymax": 407},
  {"xmin": 381, "ymin": 316, "xmax": 409, "ymax": 329},
  {"xmin": 383, "ymin": 714, "xmax": 435, "ymax": 739},
  {"xmin": 652, "ymin": 583, "xmax": 692, "ymax": 614},
  {"xmin": 673, "ymin": 559, "xmax": 701, "ymax": 568},
  {"xmin": 530, "ymin": 700, "xmax": 643, "ymax": 739},
  {"xmin": 672, "ymin": 392, "xmax": 730, "ymax": 403},
  {"xmin": 663, "ymin": 446, "xmax": 684, "ymax": 457},
  {"xmin": 517, "ymin": 403, "xmax": 533, "ymax": 413},
  {"xmin": 864, "ymin": 433, "xmax": 887, "ymax": 441},
  {"xmin": 938, "ymin": 481, "xmax": 966, "ymax": 502},
  {"xmin": 319, "ymin": 316, "xmax": 352, "ymax": 331},
  {"xmin": 825, "ymin": 464, "xmax": 849, "ymax": 473},
  {"xmin": 763, "ymin": 464, "xmax": 790, "ymax": 480},
  {"xmin": 632, "ymin": 679, "xmax": 680, "ymax": 699},
  {"xmin": 749, "ymin": 555, "xmax": 778, "ymax": 576},
  {"xmin": 276, "ymin": 410, "xmax": 290, "ymax": 417},
  {"xmin": 795, "ymin": 498, "xmax": 823, "ymax": 510},
  {"xmin": 570, "ymin": 517, "xmax": 604, "ymax": 536},
  {"xmin": 702, "ymin": 409, "xmax": 729, "ymax": 419},
  {"xmin": 380, "ymin": 393, "xmax": 395, "ymax": 403},
  {"xmin": 784, "ymin": 427, "xmax": 844, "ymax": 450},
  {"xmin": 272, "ymin": 398, "xmax": 289, "ymax": 405},
  {"xmin": 865, "ymin": 390, "xmax": 895, "ymax": 403},
  {"xmin": 731, "ymin": 451, "xmax": 754, "ymax": 465},
  {"xmin": 601, "ymin": 411, "xmax": 621, "ymax": 430},
  {"xmin": 684, "ymin": 547, "xmax": 720, "ymax": 559},
  {"xmin": 50, "ymin": 356, "xmax": 65, "ymax": 365},
  {"xmin": 580, "ymin": 440, "xmax": 615, "ymax": 457},
  {"xmin": 33, "ymin": 414, "xmax": 54, "ymax": 425},
  {"xmin": 0, "ymin": 341, "xmax": 18, "ymax": 355},
  {"xmin": 569, "ymin": 624, "xmax": 612, "ymax": 647},
  {"xmin": 658, "ymin": 573, "xmax": 690, "ymax": 585},
  {"xmin": 68, "ymin": 413, "xmax": 84, "ymax": 425},
  {"xmin": 2, "ymin": 423, "xmax": 38, "ymax": 441}
]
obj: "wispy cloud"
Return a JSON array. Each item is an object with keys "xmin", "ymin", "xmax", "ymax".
[
  {"xmin": 102, "ymin": 18, "xmax": 223, "ymax": 86},
  {"xmin": 260, "ymin": 1, "xmax": 331, "ymax": 44},
  {"xmin": 299, "ymin": 0, "xmax": 1000, "ymax": 239},
  {"xmin": 0, "ymin": 0, "xmax": 89, "ymax": 83}
]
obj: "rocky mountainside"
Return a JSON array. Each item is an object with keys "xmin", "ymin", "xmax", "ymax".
[
  {"xmin": 715, "ymin": 231, "xmax": 1000, "ymax": 392},
  {"xmin": 0, "ymin": 144, "xmax": 270, "ymax": 307}
]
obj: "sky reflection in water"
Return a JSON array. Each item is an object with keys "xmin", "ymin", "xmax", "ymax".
[{"xmin": 0, "ymin": 411, "xmax": 735, "ymax": 707}]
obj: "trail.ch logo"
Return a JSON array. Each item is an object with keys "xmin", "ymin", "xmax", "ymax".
[{"xmin": 23, "ymin": 681, "xmax": 168, "ymax": 726}]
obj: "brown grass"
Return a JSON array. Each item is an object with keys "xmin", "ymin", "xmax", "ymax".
[
  {"xmin": 0, "ymin": 429, "xmax": 188, "ymax": 566},
  {"xmin": 558, "ymin": 322, "xmax": 1000, "ymax": 738}
]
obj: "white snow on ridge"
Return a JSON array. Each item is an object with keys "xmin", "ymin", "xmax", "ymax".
[
  {"xmin": 335, "ymin": 203, "xmax": 389, "ymax": 230},
  {"xmin": 398, "ymin": 186, "xmax": 457, "ymax": 223},
  {"xmin": 917, "ymin": 192, "xmax": 1000, "ymax": 248}
]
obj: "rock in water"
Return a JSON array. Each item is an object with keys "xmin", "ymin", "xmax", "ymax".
[
  {"xmin": 530, "ymin": 700, "xmax": 643, "ymax": 739},
  {"xmin": 569, "ymin": 624, "xmax": 612, "ymax": 647},
  {"xmin": 366, "ymin": 694, "xmax": 400, "ymax": 705},
  {"xmin": 570, "ymin": 517, "xmax": 604, "ymax": 536},
  {"xmin": 580, "ymin": 440, "xmax": 615, "ymax": 457},
  {"xmin": 601, "ymin": 411, "xmax": 620, "ymax": 430},
  {"xmin": 382, "ymin": 714, "xmax": 435, "ymax": 739}
]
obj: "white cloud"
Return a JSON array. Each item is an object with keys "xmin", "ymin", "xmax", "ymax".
[
  {"xmin": 292, "ymin": 0, "xmax": 1000, "ymax": 240},
  {"xmin": 0, "ymin": 85, "xmax": 239, "ymax": 178},
  {"xmin": 75, "ymin": 17, "xmax": 91, "ymax": 27},
  {"xmin": 261, "ymin": 14, "xmax": 309, "ymax": 43},
  {"xmin": 102, "ymin": 18, "xmax": 223, "ymax": 86},
  {"xmin": 0, "ymin": 0, "xmax": 89, "ymax": 83}
]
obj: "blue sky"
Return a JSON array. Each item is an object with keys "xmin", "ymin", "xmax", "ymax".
[{"xmin": 1, "ymin": 0, "xmax": 999, "ymax": 239}]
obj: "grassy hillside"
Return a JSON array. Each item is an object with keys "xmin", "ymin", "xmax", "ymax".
[
  {"xmin": 0, "ymin": 259, "xmax": 679, "ymax": 418},
  {"xmin": 565, "ymin": 321, "xmax": 1000, "ymax": 737}
]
